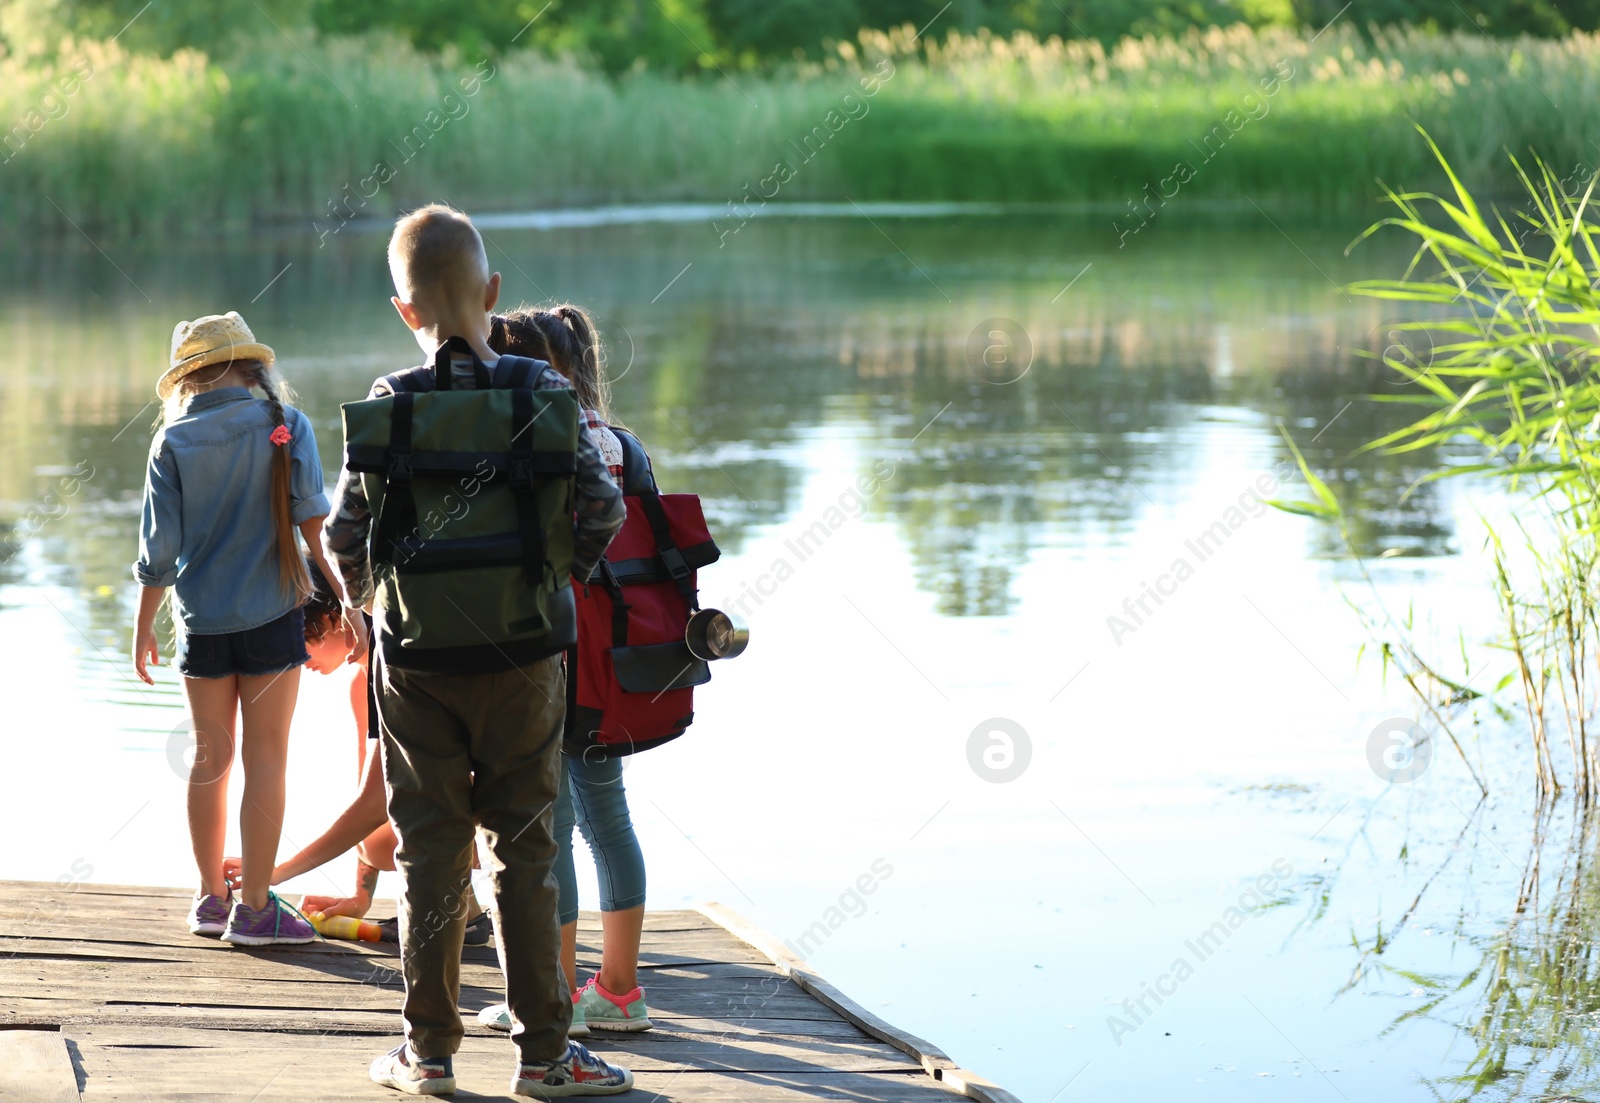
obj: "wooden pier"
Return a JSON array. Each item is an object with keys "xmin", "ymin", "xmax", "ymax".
[{"xmin": 0, "ymin": 882, "xmax": 1015, "ymax": 1102}]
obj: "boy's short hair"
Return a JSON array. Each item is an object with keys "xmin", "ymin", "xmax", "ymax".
[{"xmin": 388, "ymin": 203, "xmax": 489, "ymax": 309}]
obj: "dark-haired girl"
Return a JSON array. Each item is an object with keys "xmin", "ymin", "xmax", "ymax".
[{"xmin": 477, "ymin": 305, "xmax": 653, "ymax": 1034}]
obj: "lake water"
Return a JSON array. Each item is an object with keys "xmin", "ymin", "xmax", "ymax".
[{"xmin": 0, "ymin": 206, "xmax": 1587, "ymax": 1101}]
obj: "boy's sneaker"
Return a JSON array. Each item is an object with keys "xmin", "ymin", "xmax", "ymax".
[
  {"xmin": 512, "ymin": 1041, "xmax": 632, "ymax": 1097},
  {"xmin": 376, "ymin": 912, "xmax": 493, "ymax": 948},
  {"xmin": 477, "ymin": 998, "xmax": 589, "ymax": 1038},
  {"xmin": 463, "ymin": 911, "xmax": 493, "ymax": 946},
  {"xmin": 219, "ymin": 891, "xmax": 316, "ymax": 946},
  {"xmin": 576, "ymin": 978, "xmax": 652, "ymax": 1032},
  {"xmin": 187, "ymin": 891, "xmax": 232, "ymax": 937},
  {"xmin": 370, "ymin": 1043, "xmax": 456, "ymax": 1096}
]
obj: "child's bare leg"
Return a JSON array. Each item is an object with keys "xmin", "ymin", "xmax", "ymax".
[
  {"xmin": 597, "ymin": 907, "xmax": 644, "ymax": 995},
  {"xmin": 237, "ymin": 668, "xmax": 302, "ymax": 911},
  {"xmin": 182, "ymin": 676, "xmax": 239, "ymax": 899}
]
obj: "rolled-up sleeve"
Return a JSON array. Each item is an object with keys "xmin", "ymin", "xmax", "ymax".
[
  {"xmin": 288, "ymin": 408, "xmax": 331, "ymax": 523},
  {"xmin": 133, "ymin": 441, "xmax": 182, "ymax": 587},
  {"xmin": 324, "ymin": 382, "xmax": 383, "ymax": 608}
]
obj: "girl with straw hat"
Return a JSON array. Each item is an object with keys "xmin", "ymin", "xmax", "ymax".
[{"xmin": 132, "ymin": 310, "xmax": 364, "ymax": 946}]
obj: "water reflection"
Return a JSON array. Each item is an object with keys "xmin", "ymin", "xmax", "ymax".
[
  {"xmin": 1, "ymin": 209, "xmax": 1557, "ymax": 1102},
  {"xmin": 1, "ymin": 212, "xmax": 1456, "ymax": 632}
]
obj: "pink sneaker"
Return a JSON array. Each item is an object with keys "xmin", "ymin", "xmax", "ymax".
[{"xmin": 575, "ymin": 978, "xmax": 652, "ymax": 1032}]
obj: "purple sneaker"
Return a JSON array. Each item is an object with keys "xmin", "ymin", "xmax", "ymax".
[
  {"xmin": 188, "ymin": 891, "xmax": 232, "ymax": 937},
  {"xmin": 220, "ymin": 891, "xmax": 316, "ymax": 946}
]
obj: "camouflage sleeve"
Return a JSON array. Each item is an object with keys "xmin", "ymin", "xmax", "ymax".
[
  {"xmin": 321, "ymin": 378, "xmax": 386, "ymax": 607},
  {"xmin": 323, "ymin": 464, "xmax": 374, "ymax": 608},
  {"xmin": 535, "ymin": 366, "xmax": 623, "ymax": 581}
]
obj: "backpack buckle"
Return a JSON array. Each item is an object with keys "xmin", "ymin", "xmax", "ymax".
[
  {"xmin": 511, "ymin": 457, "xmax": 535, "ymax": 486},
  {"xmin": 659, "ymin": 547, "xmax": 691, "ymax": 581},
  {"xmin": 388, "ymin": 450, "xmax": 413, "ymax": 483}
]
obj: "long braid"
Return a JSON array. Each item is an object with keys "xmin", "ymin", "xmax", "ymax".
[{"xmin": 252, "ymin": 364, "xmax": 311, "ymax": 602}]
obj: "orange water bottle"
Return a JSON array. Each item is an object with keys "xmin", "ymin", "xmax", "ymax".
[{"xmin": 307, "ymin": 911, "xmax": 384, "ymax": 942}]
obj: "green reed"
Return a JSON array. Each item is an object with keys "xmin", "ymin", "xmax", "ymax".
[
  {"xmin": 5, "ymin": 22, "xmax": 1600, "ymax": 235},
  {"xmin": 1274, "ymin": 131, "xmax": 1600, "ymax": 799},
  {"xmin": 1370, "ymin": 803, "xmax": 1600, "ymax": 1098}
]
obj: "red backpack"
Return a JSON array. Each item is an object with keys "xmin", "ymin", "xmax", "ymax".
[{"xmin": 566, "ymin": 429, "xmax": 721, "ymax": 758}]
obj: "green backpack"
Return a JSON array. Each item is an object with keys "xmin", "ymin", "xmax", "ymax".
[{"xmin": 340, "ymin": 340, "xmax": 580, "ymax": 672}]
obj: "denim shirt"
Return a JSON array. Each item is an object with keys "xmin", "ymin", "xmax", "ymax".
[{"xmin": 133, "ymin": 387, "xmax": 330, "ymax": 634}]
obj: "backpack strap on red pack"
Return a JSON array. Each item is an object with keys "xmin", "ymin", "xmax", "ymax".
[
  {"xmin": 635, "ymin": 491, "xmax": 697, "ymax": 610},
  {"xmin": 613, "ymin": 428, "xmax": 657, "ymax": 496},
  {"xmin": 599, "ymin": 559, "xmax": 631, "ymax": 646}
]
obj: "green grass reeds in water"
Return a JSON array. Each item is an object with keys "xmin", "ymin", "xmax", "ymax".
[
  {"xmin": 1272, "ymin": 131, "xmax": 1600, "ymax": 799},
  {"xmin": 5, "ymin": 22, "xmax": 1600, "ymax": 234}
]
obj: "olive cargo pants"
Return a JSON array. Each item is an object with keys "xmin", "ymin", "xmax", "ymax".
[{"xmin": 377, "ymin": 653, "xmax": 571, "ymax": 1062}]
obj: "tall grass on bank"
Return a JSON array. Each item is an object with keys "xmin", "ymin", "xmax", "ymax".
[
  {"xmin": 3, "ymin": 22, "xmax": 1600, "ymax": 235},
  {"xmin": 1277, "ymin": 134, "xmax": 1600, "ymax": 800}
]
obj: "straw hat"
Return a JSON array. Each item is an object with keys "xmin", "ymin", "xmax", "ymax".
[{"xmin": 157, "ymin": 311, "xmax": 275, "ymax": 400}]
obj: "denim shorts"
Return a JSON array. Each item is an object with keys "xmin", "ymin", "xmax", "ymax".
[{"xmin": 176, "ymin": 607, "xmax": 309, "ymax": 679}]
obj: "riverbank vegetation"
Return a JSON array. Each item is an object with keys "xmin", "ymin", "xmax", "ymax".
[
  {"xmin": 1278, "ymin": 135, "xmax": 1600, "ymax": 799},
  {"xmin": 3, "ymin": 19, "xmax": 1598, "ymax": 237}
]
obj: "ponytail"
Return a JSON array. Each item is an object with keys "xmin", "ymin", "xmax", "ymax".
[
  {"xmin": 548, "ymin": 304, "xmax": 611, "ymax": 423},
  {"xmin": 251, "ymin": 364, "xmax": 311, "ymax": 602},
  {"xmin": 488, "ymin": 303, "xmax": 616, "ymax": 425}
]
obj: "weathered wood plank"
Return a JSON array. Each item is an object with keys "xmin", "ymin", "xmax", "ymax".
[
  {"xmin": 0, "ymin": 1029, "xmax": 80, "ymax": 1103},
  {"xmin": 73, "ymin": 1029, "xmax": 947, "ymax": 1102},
  {"xmin": 0, "ymin": 965, "xmax": 791, "ymax": 1011},
  {"xmin": 1, "ymin": 1002, "xmax": 866, "ymax": 1038},
  {"xmin": 70, "ymin": 1023, "xmax": 920, "ymax": 1074},
  {"xmin": 0, "ymin": 886, "xmax": 715, "ymax": 933}
]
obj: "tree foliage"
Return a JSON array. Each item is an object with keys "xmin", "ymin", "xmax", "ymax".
[{"xmin": 5, "ymin": 0, "xmax": 1600, "ymax": 70}]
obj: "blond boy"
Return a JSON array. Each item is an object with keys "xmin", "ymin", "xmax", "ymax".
[{"xmin": 326, "ymin": 205, "xmax": 629, "ymax": 1097}]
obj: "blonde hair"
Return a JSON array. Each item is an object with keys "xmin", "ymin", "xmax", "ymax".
[
  {"xmin": 164, "ymin": 360, "xmax": 311, "ymax": 602},
  {"xmin": 387, "ymin": 203, "xmax": 489, "ymax": 310}
]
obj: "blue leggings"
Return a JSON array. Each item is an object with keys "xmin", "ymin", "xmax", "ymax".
[{"xmin": 553, "ymin": 753, "xmax": 645, "ymax": 925}]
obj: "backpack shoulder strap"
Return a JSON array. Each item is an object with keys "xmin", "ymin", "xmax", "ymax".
[
  {"xmin": 490, "ymin": 354, "xmax": 537, "ymax": 390},
  {"xmin": 506, "ymin": 375, "xmax": 558, "ymax": 586},
  {"xmin": 613, "ymin": 428, "xmax": 658, "ymax": 496},
  {"xmin": 370, "ymin": 391, "xmax": 418, "ymax": 569},
  {"xmin": 635, "ymin": 491, "xmax": 696, "ymax": 610},
  {"xmin": 376, "ymin": 365, "xmax": 435, "ymax": 396}
]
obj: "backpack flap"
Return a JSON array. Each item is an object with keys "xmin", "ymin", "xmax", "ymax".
[
  {"xmin": 610, "ymin": 641, "xmax": 711, "ymax": 694},
  {"xmin": 566, "ymin": 489, "xmax": 720, "ymax": 758},
  {"xmin": 339, "ymin": 375, "xmax": 581, "ymax": 670}
]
